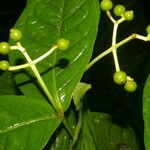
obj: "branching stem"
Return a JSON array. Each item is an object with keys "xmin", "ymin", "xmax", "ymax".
[
  {"xmin": 85, "ymin": 34, "xmax": 150, "ymax": 71},
  {"xmin": 9, "ymin": 42, "xmax": 75, "ymax": 140},
  {"xmin": 9, "ymin": 45, "xmax": 58, "ymax": 71},
  {"xmin": 14, "ymin": 42, "xmax": 61, "ymax": 112},
  {"xmin": 112, "ymin": 23, "xmax": 120, "ymax": 72}
]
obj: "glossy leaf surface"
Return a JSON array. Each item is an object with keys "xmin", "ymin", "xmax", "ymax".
[
  {"xmin": 73, "ymin": 82, "xmax": 91, "ymax": 110},
  {"xmin": 9, "ymin": 0, "xmax": 100, "ymax": 110},
  {"xmin": 0, "ymin": 95, "xmax": 62, "ymax": 150},
  {"xmin": 47, "ymin": 111, "xmax": 141, "ymax": 150},
  {"xmin": 143, "ymin": 74, "xmax": 150, "ymax": 150}
]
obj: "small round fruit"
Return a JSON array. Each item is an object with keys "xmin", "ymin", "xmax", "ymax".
[
  {"xmin": 0, "ymin": 42, "xmax": 10, "ymax": 55},
  {"xmin": 0, "ymin": 60, "xmax": 9, "ymax": 71},
  {"xmin": 113, "ymin": 71, "xmax": 127, "ymax": 85},
  {"xmin": 100, "ymin": 0, "xmax": 113, "ymax": 11},
  {"xmin": 57, "ymin": 38, "xmax": 69, "ymax": 51},
  {"xmin": 124, "ymin": 80, "xmax": 137, "ymax": 92},
  {"xmin": 113, "ymin": 4, "xmax": 126, "ymax": 16},
  {"xmin": 146, "ymin": 25, "xmax": 150, "ymax": 34},
  {"xmin": 10, "ymin": 29, "xmax": 22, "ymax": 41},
  {"xmin": 123, "ymin": 11, "xmax": 134, "ymax": 21}
]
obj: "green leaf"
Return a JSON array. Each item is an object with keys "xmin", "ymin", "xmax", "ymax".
[
  {"xmin": 73, "ymin": 82, "xmax": 91, "ymax": 110},
  {"xmin": 87, "ymin": 112, "xmax": 141, "ymax": 150},
  {"xmin": 48, "ymin": 106, "xmax": 77, "ymax": 150},
  {"xmin": 46, "ymin": 110, "xmax": 141, "ymax": 150},
  {"xmin": 74, "ymin": 114, "xmax": 97, "ymax": 150},
  {"xmin": 0, "ymin": 72, "xmax": 17, "ymax": 95},
  {"xmin": 143, "ymin": 74, "xmax": 150, "ymax": 150},
  {"xmin": 0, "ymin": 95, "xmax": 62, "ymax": 150},
  {"xmin": 9, "ymin": 0, "xmax": 100, "ymax": 110},
  {"xmin": 48, "ymin": 128, "xmax": 70, "ymax": 150}
]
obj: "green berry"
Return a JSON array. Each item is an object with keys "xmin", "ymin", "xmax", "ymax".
[
  {"xmin": 146, "ymin": 25, "xmax": 150, "ymax": 34},
  {"xmin": 113, "ymin": 4, "xmax": 126, "ymax": 16},
  {"xmin": 113, "ymin": 71, "xmax": 127, "ymax": 85},
  {"xmin": 124, "ymin": 80, "xmax": 137, "ymax": 92},
  {"xmin": 10, "ymin": 29, "xmax": 22, "ymax": 41},
  {"xmin": 0, "ymin": 42, "xmax": 10, "ymax": 55},
  {"xmin": 100, "ymin": 0, "xmax": 113, "ymax": 11},
  {"xmin": 0, "ymin": 60, "xmax": 9, "ymax": 71},
  {"xmin": 123, "ymin": 11, "xmax": 134, "ymax": 21},
  {"xmin": 57, "ymin": 38, "xmax": 69, "ymax": 51}
]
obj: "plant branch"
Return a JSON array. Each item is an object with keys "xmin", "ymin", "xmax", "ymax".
[
  {"xmin": 106, "ymin": 11, "xmax": 116, "ymax": 23},
  {"xmin": 14, "ymin": 42, "xmax": 61, "ymax": 112},
  {"xmin": 85, "ymin": 34, "xmax": 150, "ymax": 71},
  {"xmin": 112, "ymin": 23, "xmax": 120, "ymax": 72},
  {"xmin": 9, "ymin": 45, "xmax": 58, "ymax": 71}
]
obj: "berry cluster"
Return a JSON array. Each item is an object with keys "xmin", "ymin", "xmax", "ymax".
[
  {"xmin": 99, "ymin": 0, "xmax": 149, "ymax": 93},
  {"xmin": 0, "ymin": 28, "xmax": 22, "ymax": 71},
  {"xmin": 100, "ymin": 0, "xmax": 134, "ymax": 21},
  {"xmin": 113, "ymin": 71, "xmax": 137, "ymax": 92},
  {"xmin": 0, "ymin": 27, "xmax": 70, "ymax": 72}
]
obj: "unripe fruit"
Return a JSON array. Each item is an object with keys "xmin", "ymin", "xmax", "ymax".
[
  {"xmin": 57, "ymin": 38, "xmax": 69, "ymax": 51},
  {"xmin": 124, "ymin": 80, "xmax": 137, "ymax": 92},
  {"xmin": 0, "ymin": 42, "xmax": 10, "ymax": 55},
  {"xmin": 0, "ymin": 60, "xmax": 9, "ymax": 70},
  {"xmin": 113, "ymin": 71, "xmax": 127, "ymax": 85},
  {"xmin": 100, "ymin": 0, "xmax": 113, "ymax": 11},
  {"xmin": 113, "ymin": 4, "xmax": 126, "ymax": 16},
  {"xmin": 10, "ymin": 29, "xmax": 23, "ymax": 41},
  {"xmin": 123, "ymin": 11, "xmax": 134, "ymax": 21},
  {"xmin": 146, "ymin": 25, "xmax": 150, "ymax": 34}
]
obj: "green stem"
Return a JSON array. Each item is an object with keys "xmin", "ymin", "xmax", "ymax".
[
  {"xmin": 85, "ymin": 34, "xmax": 149, "ymax": 71},
  {"xmin": 69, "ymin": 110, "xmax": 82, "ymax": 150},
  {"xmin": 13, "ymin": 43, "xmax": 74, "ymax": 141},
  {"xmin": 112, "ymin": 23, "xmax": 120, "ymax": 72},
  {"xmin": 9, "ymin": 45, "xmax": 57, "ymax": 71},
  {"xmin": 16, "ymin": 42, "xmax": 60, "ymax": 112},
  {"xmin": 63, "ymin": 118, "xmax": 74, "ymax": 139}
]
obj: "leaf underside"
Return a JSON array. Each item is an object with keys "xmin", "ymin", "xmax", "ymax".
[{"xmin": 9, "ymin": 0, "xmax": 100, "ymax": 110}]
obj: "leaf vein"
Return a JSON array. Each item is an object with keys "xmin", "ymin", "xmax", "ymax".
[{"xmin": 0, "ymin": 115, "xmax": 58, "ymax": 134}]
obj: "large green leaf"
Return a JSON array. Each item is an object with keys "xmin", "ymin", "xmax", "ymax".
[
  {"xmin": 48, "ymin": 128, "xmax": 70, "ymax": 150},
  {"xmin": 0, "ymin": 72, "xmax": 17, "ymax": 95},
  {"xmin": 46, "ymin": 111, "xmax": 141, "ymax": 150},
  {"xmin": 9, "ymin": 0, "xmax": 100, "ymax": 110},
  {"xmin": 88, "ymin": 112, "xmax": 141, "ymax": 150},
  {"xmin": 143, "ymin": 74, "xmax": 150, "ymax": 150},
  {"xmin": 0, "ymin": 95, "xmax": 62, "ymax": 150},
  {"xmin": 74, "ymin": 113, "xmax": 97, "ymax": 150}
]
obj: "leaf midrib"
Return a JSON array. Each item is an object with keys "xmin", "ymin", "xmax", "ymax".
[
  {"xmin": 52, "ymin": 0, "xmax": 65, "ymax": 104},
  {"xmin": 0, "ymin": 115, "xmax": 58, "ymax": 134}
]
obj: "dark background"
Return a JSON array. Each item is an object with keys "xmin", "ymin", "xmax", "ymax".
[{"xmin": 0, "ymin": 0, "xmax": 150, "ymax": 149}]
